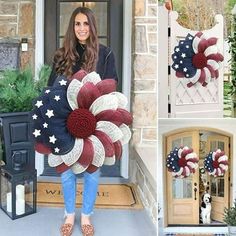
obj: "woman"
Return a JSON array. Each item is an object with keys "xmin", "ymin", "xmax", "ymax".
[{"xmin": 48, "ymin": 7, "xmax": 118, "ymax": 236}]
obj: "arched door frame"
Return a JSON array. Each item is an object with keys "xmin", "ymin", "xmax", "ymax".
[
  {"xmin": 162, "ymin": 127, "xmax": 233, "ymax": 227},
  {"xmin": 34, "ymin": 0, "xmax": 132, "ymax": 178}
]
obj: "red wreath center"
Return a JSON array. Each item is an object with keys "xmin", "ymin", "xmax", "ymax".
[
  {"xmin": 192, "ymin": 53, "xmax": 207, "ymax": 69},
  {"xmin": 66, "ymin": 108, "xmax": 97, "ymax": 139},
  {"xmin": 178, "ymin": 157, "xmax": 187, "ymax": 167},
  {"xmin": 212, "ymin": 160, "xmax": 219, "ymax": 169}
]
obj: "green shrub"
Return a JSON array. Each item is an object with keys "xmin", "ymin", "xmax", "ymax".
[
  {"xmin": 0, "ymin": 65, "xmax": 51, "ymax": 113},
  {"xmin": 224, "ymin": 200, "xmax": 236, "ymax": 226}
]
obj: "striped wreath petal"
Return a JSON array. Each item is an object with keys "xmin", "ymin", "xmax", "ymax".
[
  {"xmin": 48, "ymin": 153, "xmax": 63, "ymax": 167},
  {"xmin": 119, "ymin": 124, "xmax": 132, "ymax": 145},
  {"xmin": 88, "ymin": 135, "xmax": 105, "ymax": 167},
  {"xmin": 89, "ymin": 94, "xmax": 118, "ymax": 116},
  {"xmin": 70, "ymin": 69, "xmax": 88, "ymax": 81},
  {"xmin": 117, "ymin": 108, "xmax": 133, "ymax": 125},
  {"xmin": 60, "ymin": 138, "xmax": 84, "ymax": 166},
  {"xmin": 114, "ymin": 140, "xmax": 122, "ymax": 160},
  {"xmin": 95, "ymin": 109, "xmax": 124, "ymax": 126},
  {"xmin": 35, "ymin": 142, "xmax": 52, "ymax": 154},
  {"xmin": 71, "ymin": 162, "xmax": 88, "ymax": 174},
  {"xmin": 67, "ymin": 79, "xmax": 83, "ymax": 110},
  {"xmin": 96, "ymin": 121, "xmax": 123, "ymax": 142},
  {"xmin": 77, "ymin": 82, "xmax": 101, "ymax": 109},
  {"xmin": 94, "ymin": 130, "xmax": 115, "ymax": 157},
  {"xmin": 103, "ymin": 156, "xmax": 116, "ymax": 166},
  {"xmin": 110, "ymin": 92, "xmax": 128, "ymax": 108},
  {"xmin": 96, "ymin": 79, "xmax": 117, "ymax": 95},
  {"xmin": 82, "ymin": 71, "xmax": 101, "ymax": 85},
  {"xmin": 77, "ymin": 138, "xmax": 94, "ymax": 167},
  {"xmin": 56, "ymin": 163, "xmax": 71, "ymax": 173}
]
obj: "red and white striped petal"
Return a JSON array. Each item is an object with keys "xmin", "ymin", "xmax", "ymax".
[
  {"xmin": 82, "ymin": 71, "xmax": 101, "ymax": 85},
  {"xmin": 71, "ymin": 162, "xmax": 88, "ymax": 174},
  {"xmin": 77, "ymin": 138, "xmax": 94, "ymax": 167},
  {"xmin": 218, "ymin": 155, "xmax": 228, "ymax": 162},
  {"xmin": 88, "ymin": 135, "xmax": 105, "ymax": 167},
  {"xmin": 114, "ymin": 141, "xmax": 122, "ymax": 160},
  {"xmin": 206, "ymin": 65, "xmax": 216, "ymax": 78},
  {"xmin": 60, "ymin": 138, "xmax": 84, "ymax": 166},
  {"xmin": 89, "ymin": 94, "xmax": 118, "ymax": 116},
  {"xmin": 207, "ymin": 53, "xmax": 224, "ymax": 62},
  {"xmin": 96, "ymin": 79, "xmax": 117, "ymax": 95},
  {"xmin": 219, "ymin": 163, "xmax": 228, "ymax": 171},
  {"xmin": 185, "ymin": 166, "xmax": 190, "ymax": 176},
  {"xmin": 204, "ymin": 45, "xmax": 218, "ymax": 57},
  {"xmin": 189, "ymin": 69, "xmax": 201, "ymax": 84},
  {"xmin": 48, "ymin": 153, "xmax": 63, "ymax": 167},
  {"xmin": 103, "ymin": 156, "xmax": 116, "ymax": 166},
  {"xmin": 198, "ymin": 38, "xmax": 208, "ymax": 53},
  {"xmin": 207, "ymin": 59, "xmax": 220, "ymax": 70},
  {"xmin": 77, "ymin": 82, "xmax": 101, "ymax": 109},
  {"xmin": 110, "ymin": 92, "xmax": 128, "ymax": 108},
  {"xmin": 192, "ymin": 36, "xmax": 201, "ymax": 53},
  {"xmin": 119, "ymin": 124, "xmax": 132, "ymax": 145},
  {"xmin": 96, "ymin": 121, "xmax": 123, "ymax": 142},
  {"xmin": 187, "ymin": 161, "xmax": 196, "ymax": 169},
  {"xmin": 203, "ymin": 67, "xmax": 212, "ymax": 83},
  {"xmin": 67, "ymin": 79, "xmax": 83, "ymax": 110},
  {"xmin": 95, "ymin": 109, "xmax": 124, "ymax": 126},
  {"xmin": 172, "ymin": 167, "xmax": 183, "ymax": 177},
  {"xmin": 207, "ymin": 37, "xmax": 218, "ymax": 47}
]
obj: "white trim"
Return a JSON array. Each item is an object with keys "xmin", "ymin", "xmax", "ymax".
[
  {"xmin": 120, "ymin": 0, "xmax": 132, "ymax": 179},
  {"xmin": 35, "ymin": 0, "xmax": 44, "ymax": 176}
]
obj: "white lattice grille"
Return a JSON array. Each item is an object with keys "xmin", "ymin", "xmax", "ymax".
[{"xmin": 176, "ymin": 79, "xmax": 219, "ymax": 105}]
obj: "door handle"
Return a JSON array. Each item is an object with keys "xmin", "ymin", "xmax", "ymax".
[{"xmin": 194, "ymin": 187, "xmax": 197, "ymax": 200}]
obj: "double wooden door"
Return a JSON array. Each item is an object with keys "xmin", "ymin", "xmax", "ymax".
[{"xmin": 166, "ymin": 131, "xmax": 229, "ymax": 225}]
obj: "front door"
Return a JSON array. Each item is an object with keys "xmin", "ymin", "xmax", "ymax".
[
  {"xmin": 166, "ymin": 131, "xmax": 199, "ymax": 224},
  {"xmin": 206, "ymin": 135, "xmax": 229, "ymax": 222}
]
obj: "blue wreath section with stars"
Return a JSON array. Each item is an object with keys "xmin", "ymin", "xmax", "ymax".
[
  {"xmin": 166, "ymin": 147, "xmax": 180, "ymax": 173},
  {"xmin": 171, "ymin": 33, "xmax": 196, "ymax": 79},
  {"xmin": 31, "ymin": 76, "xmax": 75, "ymax": 155}
]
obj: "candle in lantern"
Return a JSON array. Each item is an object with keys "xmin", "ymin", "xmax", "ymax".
[
  {"xmin": 16, "ymin": 199, "xmax": 25, "ymax": 215},
  {"xmin": 16, "ymin": 184, "xmax": 25, "ymax": 200},
  {"xmin": 6, "ymin": 192, "xmax": 12, "ymax": 212}
]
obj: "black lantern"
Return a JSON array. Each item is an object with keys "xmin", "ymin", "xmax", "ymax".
[{"xmin": 0, "ymin": 166, "xmax": 37, "ymax": 220}]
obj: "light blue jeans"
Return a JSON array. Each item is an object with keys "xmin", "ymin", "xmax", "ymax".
[{"xmin": 61, "ymin": 168, "xmax": 100, "ymax": 216}]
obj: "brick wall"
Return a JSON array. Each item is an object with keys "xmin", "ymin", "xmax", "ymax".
[
  {"xmin": 131, "ymin": 0, "xmax": 157, "ymax": 147},
  {"xmin": 0, "ymin": 0, "xmax": 35, "ymax": 69}
]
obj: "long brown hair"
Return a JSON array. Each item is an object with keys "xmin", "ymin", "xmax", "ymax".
[{"xmin": 54, "ymin": 7, "xmax": 99, "ymax": 77}]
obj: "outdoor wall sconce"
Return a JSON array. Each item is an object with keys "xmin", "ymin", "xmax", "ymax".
[{"xmin": 0, "ymin": 165, "xmax": 37, "ymax": 220}]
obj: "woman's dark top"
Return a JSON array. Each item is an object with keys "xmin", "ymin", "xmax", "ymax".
[{"xmin": 47, "ymin": 43, "xmax": 118, "ymax": 86}]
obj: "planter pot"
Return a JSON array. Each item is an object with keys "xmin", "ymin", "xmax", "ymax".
[
  {"xmin": 0, "ymin": 112, "xmax": 35, "ymax": 171},
  {"xmin": 229, "ymin": 226, "xmax": 236, "ymax": 236}
]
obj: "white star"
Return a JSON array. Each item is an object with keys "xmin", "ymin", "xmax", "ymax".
[
  {"xmin": 45, "ymin": 89, "xmax": 51, "ymax": 94},
  {"xmin": 175, "ymin": 47, "xmax": 180, "ymax": 52},
  {"xmin": 32, "ymin": 114, "xmax": 38, "ymax": 120},
  {"xmin": 35, "ymin": 100, "xmax": 43, "ymax": 108},
  {"xmin": 174, "ymin": 64, "xmax": 179, "ymax": 69},
  {"xmin": 59, "ymin": 79, "xmax": 67, "ymax": 86},
  {"xmin": 49, "ymin": 135, "xmax": 57, "ymax": 144},
  {"xmin": 43, "ymin": 122, "xmax": 48, "ymax": 128},
  {"xmin": 186, "ymin": 74, "xmax": 189, "ymax": 77},
  {"xmin": 54, "ymin": 95, "xmax": 61, "ymax": 101},
  {"xmin": 181, "ymin": 53, "xmax": 186, "ymax": 58},
  {"xmin": 180, "ymin": 41, "xmax": 184, "ymax": 44},
  {"xmin": 174, "ymin": 56, "xmax": 177, "ymax": 59},
  {"xmin": 54, "ymin": 147, "xmax": 60, "ymax": 153},
  {"xmin": 33, "ymin": 129, "xmax": 41, "ymax": 137},
  {"xmin": 183, "ymin": 67, "xmax": 187, "ymax": 72},
  {"xmin": 45, "ymin": 109, "xmax": 54, "ymax": 118},
  {"xmin": 186, "ymin": 45, "xmax": 189, "ymax": 48},
  {"xmin": 188, "ymin": 36, "xmax": 193, "ymax": 40},
  {"xmin": 180, "ymin": 61, "xmax": 183, "ymax": 64}
]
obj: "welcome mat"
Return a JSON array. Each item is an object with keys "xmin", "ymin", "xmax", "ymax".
[{"xmin": 37, "ymin": 182, "xmax": 143, "ymax": 209}]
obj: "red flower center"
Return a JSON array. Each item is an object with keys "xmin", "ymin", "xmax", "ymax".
[
  {"xmin": 192, "ymin": 53, "xmax": 207, "ymax": 69},
  {"xmin": 178, "ymin": 157, "xmax": 187, "ymax": 167},
  {"xmin": 212, "ymin": 160, "xmax": 219, "ymax": 169},
  {"xmin": 67, "ymin": 108, "xmax": 97, "ymax": 139}
]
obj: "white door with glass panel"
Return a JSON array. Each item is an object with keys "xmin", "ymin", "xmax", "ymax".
[{"xmin": 166, "ymin": 131, "xmax": 199, "ymax": 224}]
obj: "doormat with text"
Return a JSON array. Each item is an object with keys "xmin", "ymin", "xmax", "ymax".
[{"xmin": 37, "ymin": 182, "xmax": 143, "ymax": 209}]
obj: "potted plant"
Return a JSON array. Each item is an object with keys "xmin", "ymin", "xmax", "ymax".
[
  {"xmin": 0, "ymin": 65, "xmax": 51, "ymax": 170},
  {"xmin": 224, "ymin": 200, "xmax": 236, "ymax": 235}
]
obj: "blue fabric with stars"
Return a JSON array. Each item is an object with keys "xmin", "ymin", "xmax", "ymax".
[
  {"xmin": 171, "ymin": 33, "xmax": 197, "ymax": 78},
  {"xmin": 31, "ymin": 75, "xmax": 75, "ymax": 155},
  {"xmin": 204, "ymin": 152, "xmax": 214, "ymax": 173},
  {"xmin": 166, "ymin": 147, "xmax": 180, "ymax": 173}
]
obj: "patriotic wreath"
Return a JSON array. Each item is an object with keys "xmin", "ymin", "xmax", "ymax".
[
  {"xmin": 166, "ymin": 146, "xmax": 199, "ymax": 178},
  {"xmin": 204, "ymin": 149, "xmax": 228, "ymax": 177},
  {"xmin": 31, "ymin": 70, "xmax": 132, "ymax": 174},
  {"xmin": 172, "ymin": 32, "xmax": 224, "ymax": 88}
]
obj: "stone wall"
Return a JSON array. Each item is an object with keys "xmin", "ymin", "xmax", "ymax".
[
  {"xmin": 0, "ymin": 0, "xmax": 35, "ymax": 69},
  {"xmin": 131, "ymin": 0, "xmax": 157, "ymax": 147}
]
